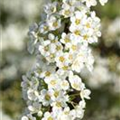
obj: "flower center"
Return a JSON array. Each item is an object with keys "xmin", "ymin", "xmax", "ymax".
[
  {"xmin": 45, "ymin": 94, "xmax": 50, "ymax": 101},
  {"xmin": 59, "ymin": 56, "xmax": 65, "ymax": 62},
  {"xmin": 48, "ymin": 117, "xmax": 53, "ymax": 120},
  {"xmin": 75, "ymin": 19, "xmax": 81, "ymax": 25},
  {"xmin": 53, "ymin": 22, "xmax": 58, "ymax": 27},
  {"xmin": 65, "ymin": 10, "xmax": 70, "ymax": 15},
  {"xmin": 74, "ymin": 30, "xmax": 81, "ymax": 35},
  {"xmin": 50, "ymin": 80, "xmax": 57, "ymax": 85}
]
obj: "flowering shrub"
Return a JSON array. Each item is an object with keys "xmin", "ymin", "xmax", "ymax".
[{"xmin": 21, "ymin": 0, "xmax": 108, "ymax": 120}]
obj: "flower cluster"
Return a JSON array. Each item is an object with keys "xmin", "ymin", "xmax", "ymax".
[{"xmin": 21, "ymin": 0, "xmax": 108, "ymax": 120}]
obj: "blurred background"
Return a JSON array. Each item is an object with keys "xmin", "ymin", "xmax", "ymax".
[{"xmin": 0, "ymin": 0, "xmax": 120, "ymax": 120}]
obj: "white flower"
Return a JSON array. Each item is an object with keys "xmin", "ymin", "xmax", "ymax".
[
  {"xmin": 56, "ymin": 69, "xmax": 70, "ymax": 79},
  {"xmin": 38, "ymin": 111, "xmax": 43, "ymax": 117},
  {"xmin": 72, "ymin": 47, "xmax": 94, "ymax": 72},
  {"xmin": 90, "ymin": 11, "xmax": 101, "ymax": 38},
  {"xmin": 82, "ymin": 0, "xmax": 97, "ymax": 7},
  {"xmin": 80, "ymin": 89, "xmax": 91, "ymax": 99},
  {"xmin": 72, "ymin": 57, "xmax": 84, "ymax": 72},
  {"xmin": 60, "ymin": 80, "xmax": 70, "ymax": 90},
  {"xmin": 39, "ymin": 89, "xmax": 52, "ymax": 106},
  {"xmin": 67, "ymin": 43, "xmax": 79, "ymax": 53},
  {"xmin": 79, "ymin": 100, "xmax": 86, "ymax": 109},
  {"xmin": 75, "ymin": 106, "xmax": 85, "ymax": 119},
  {"xmin": 27, "ymin": 89, "xmax": 39, "ymax": 101},
  {"xmin": 63, "ymin": 0, "xmax": 77, "ymax": 6},
  {"xmin": 21, "ymin": 116, "xmax": 29, "ymax": 120},
  {"xmin": 70, "ymin": 11, "xmax": 87, "ymax": 26},
  {"xmin": 44, "ymin": 74, "xmax": 61, "ymax": 89},
  {"xmin": 39, "ymin": 22, "xmax": 49, "ymax": 34},
  {"xmin": 28, "ymin": 23, "xmax": 38, "ymax": 54},
  {"xmin": 21, "ymin": 75, "xmax": 30, "ymax": 90},
  {"xmin": 22, "ymin": 114, "xmax": 36, "ymax": 120},
  {"xmin": 28, "ymin": 102, "xmax": 41, "ymax": 113},
  {"xmin": 51, "ymin": 100, "xmax": 66, "ymax": 110},
  {"xmin": 34, "ymin": 56, "xmax": 56, "ymax": 78},
  {"xmin": 39, "ymin": 40, "xmax": 51, "ymax": 56},
  {"xmin": 47, "ymin": 16, "xmax": 61, "ymax": 31},
  {"xmin": 55, "ymin": 52, "xmax": 70, "ymax": 70},
  {"xmin": 42, "ymin": 112, "xmax": 55, "ymax": 120},
  {"xmin": 50, "ymin": 89, "xmax": 65, "ymax": 101},
  {"xmin": 69, "ymin": 25, "xmax": 82, "ymax": 37},
  {"xmin": 60, "ymin": 3, "xmax": 74, "ymax": 18},
  {"xmin": 28, "ymin": 23, "xmax": 38, "ymax": 39},
  {"xmin": 99, "ymin": 0, "xmax": 108, "ymax": 5},
  {"xmin": 69, "ymin": 73, "xmax": 85, "ymax": 91},
  {"xmin": 60, "ymin": 33, "xmax": 71, "ymax": 47},
  {"xmin": 56, "ymin": 107, "xmax": 73, "ymax": 120},
  {"xmin": 44, "ymin": 2, "xmax": 57, "ymax": 15},
  {"xmin": 39, "ymin": 34, "xmax": 63, "ymax": 63}
]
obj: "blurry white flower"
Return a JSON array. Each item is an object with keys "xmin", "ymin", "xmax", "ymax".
[
  {"xmin": 44, "ymin": 2, "xmax": 57, "ymax": 15},
  {"xmin": 2, "ymin": 24, "xmax": 26, "ymax": 51},
  {"xmin": 82, "ymin": 0, "xmax": 97, "ymax": 7},
  {"xmin": 39, "ymin": 22, "xmax": 49, "ymax": 34},
  {"xmin": 21, "ymin": 116, "xmax": 29, "ymax": 120},
  {"xmin": 80, "ymin": 89, "xmax": 91, "ymax": 99},
  {"xmin": 28, "ymin": 102, "xmax": 41, "ymax": 113},
  {"xmin": 27, "ymin": 89, "xmax": 39, "ymax": 101}
]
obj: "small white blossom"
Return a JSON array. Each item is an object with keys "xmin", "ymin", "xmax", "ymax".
[
  {"xmin": 44, "ymin": 74, "xmax": 60, "ymax": 89},
  {"xmin": 60, "ymin": 33, "xmax": 71, "ymax": 47},
  {"xmin": 55, "ymin": 52, "xmax": 70, "ymax": 70},
  {"xmin": 42, "ymin": 112, "xmax": 55, "ymax": 120},
  {"xmin": 21, "ymin": 116, "xmax": 29, "ymax": 120},
  {"xmin": 99, "ymin": 0, "xmax": 108, "ymax": 5},
  {"xmin": 63, "ymin": 0, "xmax": 77, "ymax": 6},
  {"xmin": 60, "ymin": 3, "xmax": 74, "ymax": 18},
  {"xmin": 22, "ymin": 114, "xmax": 36, "ymax": 120},
  {"xmin": 28, "ymin": 102, "xmax": 41, "ymax": 113},
  {"xmin": 39, "ymin": 22, "xmax": 49, "ymax": 34},
  {"xmin": 28, "ymin": 23, "xmax": 38, "ymax": 54},
  {"xmin": 80, "ymin": 89, "xmax": 91, "ymax": 99},
  {"xmin": 27, "ymin": 89, "xmax": 39, "ymax": 101},
  {"xmin": 39, "ymin": 89, "xmax": 52, "ymax": 106},
  {"xmin": 70, "ymin": 11, "xmax": 87, "ymax": 26},
  {"xmin": 44, "ymin": 2, "xmax": 57, "ymax": 15},
  {"xmin": 69, "ymin": 73, "xmax": 84, "ymax": 91},
  {"xmin": 47, "ymin": 16, "xmax": 61, "ymax": 31},
  {"xmin": 60, "ymin": 80, "xmax": 70, "ymax": 90},
  {"xmin": 82, "ymin": 0, "xmax": 97, "ymax": 7}
]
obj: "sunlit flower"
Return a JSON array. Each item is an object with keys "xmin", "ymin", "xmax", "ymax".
[{"xmin": 21, "ymin": 0, "xmax": 108, "ymax": 119}]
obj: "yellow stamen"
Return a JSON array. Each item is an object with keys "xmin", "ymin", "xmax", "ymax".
[
  {"xmin": 59, "ymin": 56, "xmax": 65, "ymax": 62},
  {"xmin": 75, "ymin": 19, "xmax": 81, "ymax": 25},
  {"xmin": 74, "ymin": 30, "xmax": 81, "ymax": 35},
  {"xmin": 53, "ymin": 22, "xmax": 58, "ymax": 27},
  {"xmin": 65, "ymin": 10, "xmax": 70, "ymax": 15},
  {"xmin": 45, "ymin": 94, "xmax": 50, "ymax": 101},
  {"xmin": 50, "ymin": 80, "xmax": 57, "ymax": 85}
]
